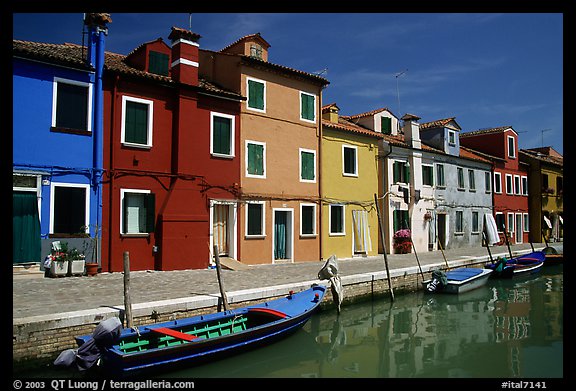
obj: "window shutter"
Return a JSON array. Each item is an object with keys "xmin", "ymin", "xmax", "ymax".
[
  {"xmin": 248, "ymin": 143, "xmax": 263, "ymax": 175},
  {"xmin": 301, "ymin": 152, "xmax": 314, "ymax": 180},
  {"xmin": 393, "ymin": 162, "xmax": 400, "ymax": 183},
  {"xmin": 125, "ymin": 101, "xmax": 148, "ymax": 144},
  {"xmin": 248, "ymin": 80, "xmax": 264, "ymax": 110},
  {"xmin": 149, "ymin": 51, "xmax": 169, "ymax": 76},
  {"xmin": 301, "ymin": 94, "xmax": 314, "ymax": 120},
  {"xmin": 144, "ymin": 193, "xmax": 156, "ymax": 233},
  {"xmin": 213, "ymin": 117, "xmax": 231, "ymax": 155},
  {"xmin": 381, "ymin": 117, "xmax": 392, "ymax": 134},
  {"xmin": 404, "ymin": 164, "xmax": 410, "ymax": 183},
  {"xmin": 56, "ymin": 82, "xmax": 89, "ymax": 130}
]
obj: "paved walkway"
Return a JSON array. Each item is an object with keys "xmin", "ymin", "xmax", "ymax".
[{"xmin": 13, "ymin": 242, "xmax": 561, "ymax": 321}]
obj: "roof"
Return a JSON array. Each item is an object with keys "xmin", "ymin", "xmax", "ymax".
[
  {"xmin": 381, "ymin": 134, "xmax": 443, "ymax": 153},
  {"xmin": 459, "ymin": 146, "xmax": 494, "ymax": 164},
  {"xmin": 322, "ymin": 117, "xmax": 384, "ymax": 140},
  {"xmin": 341, "ymin": 107, "xmax": 397, "ymax": 120},
  {"xmin": 220, "ymin": 32, "xmax": 271, "ymax": 52},
  {"xmin": 13, "ymin": 39, "xmax": 244, "ymax": 101},
  {"xmin": 420, "ymin": 117, "xmax": 461, "ymax": 131},
  {"xmin": 519, "ymin": 148, "xmax": 563, "ymax": 167},
  {"xmin": 240, "ymin": 54, "xmax": 330, "ymax": 86},
  {"xmin": 460, "ymin": 126, "xmax": 517, "ymax": 138}
]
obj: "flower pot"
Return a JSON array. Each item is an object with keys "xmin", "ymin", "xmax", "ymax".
[
  {"xmin": 50, "ymin": 260, "xmax": 69, "ymax": 277},
  {"xmin": 68, "ymin": 259, "xmax": 85, "ymax": 276},
  {"xmin": 85, "ymin": 263, "xmax": 99, "ymax": 276}
]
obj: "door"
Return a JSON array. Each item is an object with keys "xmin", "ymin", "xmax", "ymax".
[
  {"xmin": 515, "ymin": 213, "xmax": 523, "ymax": 244},
  {"xmin": 352, "ymin": 210, "xmax": 371, "ymax": 255},
  {"xmin": 13, "ymin": 191, "xmax": 41, "ymax": 263},
  {"xmin": 273, "ymin": 209, "xmax": 293, "ymax": 261},
  {"xmin": 213, "ymin": 204, "xmax": 229, "ymax": 256},
  {"xmin": 437, "ymin": 213, "xmax": 446, "ymax": 250}
]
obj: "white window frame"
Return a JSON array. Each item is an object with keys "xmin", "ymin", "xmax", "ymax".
[
  {"xmin": 299, "ymin": 148, "xmax": 317, "ymax": 183},
  {"xmin": 121, "ymin": 95, "xmax": 154, "ymax": 148},
  {"xmin": 299, "ymin": 91, "xmax": 317, "ymax": 123},
  {"xmin": 457, "ymin": 167, "xmax": 465, "ymax": 190},
  {"xmin": 448, "ymin": 130, "xmax": 456, "ymax": 146},
  {"xmin": 422, "ymin": 164, "xmax": 434, "ymax": 187},
  {"xmin": 494, "ymin": 172, "xmax": 502, "ymax": 194},
  {"xmin": 245, "ymin": 140, "xmax": 266, "ymax": 179},
  {"xmin": 342, "ymin": 145, "xmax": 358, "ymax": 177},
  {"xmin": 455, "ymin": 210, "xmax": 464, "ymax": 234},
  {"xmin": 505, "ymin": 174, "xmax": 513, "ymax": 195},
  {"xmin": 299, "ymin": 203, "xmax": 317, "ymax": 237},
  {"xmin": 468, "ymin": 169, "xmax": 476, "ymax": 191},
  {"xmin": 495, "ymin": 212, "xmax": 505, "ymax": 232},
  {"xmin": 436, "ymin": 163, "xmax": 446, "ymax": 188},
  {"xmin": 507, "ymin": 213, "xmax": 515, "ymax": 234},
  {"xmin": 513, "ymin": 175, "xmax": 521, "ymax": 195},
  {"xmin": 329, "ymin": 204, "xmax": 346, "ymax": 236},
  {"xmin": 507, "ymin": 135, "xmax": 516, "ymax": 158},
  {"xmin": 52, "ymin": 77, "xmax": 93, "ymax": 132},
  {"xmin": 49, "ymin": 182, "xmax": 90, "ymax": 235},
  {"xmin": 120, "ymin": 188, "xmax": 151, "ymax": 236},
  {"xmin": 521, "ymin": 176, "xmax": 528, "ymax": 196},
  {"xmin": 471, "ymin": 211, "xmax": 480, "ymax": 234},
  {"xmin": 246, "ymin": 76, "xmax": 266, "ymax": 113},
  {"xmin": 245, "ymin": 201, "xmax": 266, "ymax": 238},
  {"xmin": 210, "ymin": 111, "xmax": 235, "ymax": 158},
  {"xmin": 523, "ymin": 213, "xmax": 530, "ymax": 233},
  {"xmin": 485, "ymin": 171, "xmax": 492, "ymax": 193}
]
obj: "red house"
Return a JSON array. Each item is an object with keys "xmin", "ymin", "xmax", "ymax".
[
  {"xmin": 460, "ymin": 126, "xmax": 530, "ymax": 244},
  {"xmin": 101, "ymin": 27, "xmax": 244, "ymax": 272}
]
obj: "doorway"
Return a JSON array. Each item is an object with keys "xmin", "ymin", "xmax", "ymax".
[
  {"xmin": 211, "ymin": 201, "xmax": 237, "ymax": 260},
  {"xmin": 437, "ymin": 213, "xmax": 447, "ymax": 250},
  {"xmin": 273, "ymin": 209, "xmax": 293, "ymax": 262}
]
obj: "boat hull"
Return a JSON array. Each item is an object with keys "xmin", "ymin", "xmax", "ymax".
[
  {"xmin": 75, "ymin": 285, "xmax": 326, "ymax": 377},
  {"xmin": 485, "ymin": 251, "xmax": 545, "ymax": 278},
  {"xmin": 423, "ymin": 268, "xmax": 493, "ymax": 294}
]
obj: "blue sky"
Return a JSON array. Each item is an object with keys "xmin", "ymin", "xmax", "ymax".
[{"xmin": 13, "ymin": 12, "xmax": 564, "ymax": 154}]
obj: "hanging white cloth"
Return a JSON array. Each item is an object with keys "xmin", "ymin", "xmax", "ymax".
[
  {"xmin": 559, "ymin": 215, "xmax": 563, "ymax": 225},
  {"xmin": 484, "ymin": 213, "xmax": 499, "ymax": 245},
  {"xmin": 543, "ymin": 215, "xmax": 552, "ymax": 228}
]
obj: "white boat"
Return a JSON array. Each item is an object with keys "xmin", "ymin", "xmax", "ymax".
[{"xmin": 423, "ymin": 267, "xmax": 493, "ymax": 294}]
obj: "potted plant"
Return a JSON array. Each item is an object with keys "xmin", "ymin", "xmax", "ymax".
[
  {"xmin": 66, "ymin": 247, "xmax": 86, "ymax": 276},
  {"xmin": 424, "ymin": 211, "xmax": 432, "ymax": 221},
  {"xmin": 393, "ymin": 229, "xmax": 412, "ymax": 254}
]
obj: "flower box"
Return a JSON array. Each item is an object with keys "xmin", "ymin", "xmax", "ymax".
[
  {"xmin": 68, "ymin": 259, "xmax": 85, "ymax": 276},
  {"xmin": 50, "ymin": 260, "xmax": 69, "ymax": 277}
]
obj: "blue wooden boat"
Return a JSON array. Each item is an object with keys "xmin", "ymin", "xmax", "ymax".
[
  {"xmin": 485, "ymin": 251, "xmax": 545, "ymax": 278},
  {"xmin": 73, "ymin": 284, "xmax": 326, "ymax": 377},
  {"xmin": 424, "ymin": 267, "xmax": 493, "ymax": 294}
]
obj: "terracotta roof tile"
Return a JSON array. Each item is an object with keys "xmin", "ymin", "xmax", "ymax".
[
  {"xmin": 420, "ymin": 117, "xmax": 457, "ymax": 130},
  {"xmin": 460, "ymin": 126, "xmax": 515, "ymax": 138},
  {"xmin": 519, "ymin": 149, "xmax": 563, "ymax": 167},
  {"xmin": 322, "ymin": 118, "xmax": 383, "ymax": 139},
  {"xmin": 342, "ymin": 107, "xmax": 397, "ymax": 120}
]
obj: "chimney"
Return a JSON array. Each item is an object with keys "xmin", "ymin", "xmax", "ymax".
[
  {"xmin": 168, "ymin": 27, "xmax": 201, "ymax": 86},
  {"xmin": 83, "ymin": 13, "xmax": 111, "ymax": 67},
  {"xmin": 322, "ymin": 103, "xmax": 340, "ymax": 124},
  {"xmin": 402, "ymin": 113, "xmax": 421, "ymax": 149}
]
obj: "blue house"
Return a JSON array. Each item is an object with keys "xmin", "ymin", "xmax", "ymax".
[{"xmin": 12, "ymin": 14, "xmax": 111, "ymax": 265}]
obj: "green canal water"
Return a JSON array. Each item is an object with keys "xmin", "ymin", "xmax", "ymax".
[{"xmin": 15, "ymin": 265, "xmax": 563, "ymax": 381}]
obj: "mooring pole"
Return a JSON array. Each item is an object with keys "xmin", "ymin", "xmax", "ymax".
[
  {"xmin": 123, "ymin": 251, "xmax": 133, "ymax": 329},
  {"xmin": 213, "ymin": 245, "xmax": 230, "ymax": 311},
  {"xmin": 374, "ymin": 194, "xmax": 394, "ymax": 301}
]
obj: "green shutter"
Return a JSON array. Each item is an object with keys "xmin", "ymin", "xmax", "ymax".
[
  {"xmin": 213, "ymin": 116, "xmax": 231, "ymax": 155},
  {"xmin": 248, "ymin": 204, "xmax": 262, "ymax": 235},
  {"xmin": 248, "ymin": 143, "xmax": 264, "ymax": 175},
  {"xmin": 301, "ymin": 151, "xmax": 315, "ymax": 180},
  {"xmin": 404, "ymin": 163, "xmax": 410, "ymax": 183},
  {"xmin": 393, "ymin": 162, "xmax": 400, "ymax": 183},
  {"xmin": 144, "ymin": 193, "xmax": 155, "ymax": 233},
  {"xmin": 13, "ymin": 192, "xmax": 41, "ymax": 263},
  {"xmin": 125, "ymin": 101, "xmax": 148, "ymax": 144},
  {"xmin": 381, "ymin": 117, "xmax": 392, "ymax": 134},
  {"xmin": 248, "ymin": 80, "xmax": 264, "ymax": 110},
  {"xmin": 301, "ymin": 93, "xmax": 315, "ymax": 120},
  {"xmin": 149, "ymin": 51, "xmax": 169, "ymax": 76}
]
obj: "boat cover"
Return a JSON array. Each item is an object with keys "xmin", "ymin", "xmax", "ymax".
[
  {"xmin": 318, "ymin": 255, "xmax": 343, "ymax": 313},
  {"xmin": 445, "ymin": 268, "xmax": 483, "ymax": 281}
]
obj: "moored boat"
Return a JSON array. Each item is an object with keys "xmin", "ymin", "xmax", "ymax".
[
  {"xmin": 485, "ymin": 251, "xmax": 545, "ymax": 278},
  {"xmin": 423, "ymin": 267, "xmax": 493, "ymax": 294}
]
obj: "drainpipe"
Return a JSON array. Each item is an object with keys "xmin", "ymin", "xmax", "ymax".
[{"xmin": 318, "ymin": 87, "xmax": 323, "ymax": 261}]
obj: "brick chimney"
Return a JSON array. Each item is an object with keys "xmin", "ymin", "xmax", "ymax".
[
  {"xmin": 168, "ymin": 27, "xmax": 201, "ymax": 86},
  {"xmin": 402, "ymin": 113, "xmax": 421, "ymax": 149}
]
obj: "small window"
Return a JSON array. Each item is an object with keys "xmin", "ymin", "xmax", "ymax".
[
  {"xmin": 121, "ymin": 96, "xmax": 153, "ymax": 147},
  {"xmin": 485, "ymin": 172, "xmax": 492, "ymax": 193},
  {"xmin": 523, "ymin": 213, "xmax": 530, "ymax": 232},
  {"xmin": 300, "ymin": 149, "xmax": 316, "ymax": 182},
  {"xmin": 381, "ymin": 117, "xmax": 392, "ymax": 134},
  {"xmin": 495, "ymin": 213, "xmax": 505, "ymax": 232},
  {"xmin": 507, "ymin": 213, "xmax": 514, "ymax": 233},
  {"xmin": 521, "ymin": 176, "xmax": 528, "ymax": 196},
  {"xmin": 211, "ymin": 112, "xmax": 235, "ymax": 157},
  {"xmin": 505, "ymin": 174, "xmax": 513, "ymax": 195},
  {"xmin": 455, "ymin": 211, "xmax": 464, "ymax": 233},
  {"xmin": 247, "ymin": 77, "xmax": 265, "ymax": 112},
  {"xmin": 514, "ymin": 175, "xmax": 521, "ymax": 195},
  {"xmin": 246, "ymin": 202, "xmax": 265, "ymax": 237},
  {"xmin": 393, "ymin": 161, "xmax": 410, "ymax": 184},
  {"xmin": 472, "ymin": 212, "xmax": 479, "ymax": 233},
  {"xmin": 300, "ymin": 92, "xmax": 316, "ymax": 122},
  {"xmin": 250, "ymin": 44, "xmax": 263, "ymax": 59},
  {"xmin": 393, "ymin": 209, "xmax": 410, "ymax": 232},
  {"xmin": 246, "ymin": 141, "xmax": 265, "ymax": 178},
  {"xmin": 51, "ymin": 183, "xmax": 89, "ymax": 235},
  {"xmin": 343, "ymin": 145, "xmax": 358, "ymax": 177},
  {"xmin": 422, "ymin": 165, "xmax": 434, "ymax": 186},
  {"xmin": 448, "ymin": 131, "xmax": 456, "ymax": 146},
  {"xmin": 494, "ymin": 172, "xmax": 502, "ymax": 194},
  {"xmin": 149, "ymin": 51, "xmax": 169, "ymax": 76},
  {"xmin": 329, "ymin": 204, "xmax": 345, "ymax": 235},
  {"xmin": 436, "ymin": 164, "xmax": 445, "ymax": 187},
  {"xmin": 300, "ymin": 204, "xmax": 316, "ymax": 236},
  {"xmin": 556, "ymin": 176, "xmax": 563, "ymax": 195},
  {"xmin": 457, "ymin": 167, "xmax": 465, "ymax": 189},
  {"xmin": 507, "ymin": 136, "xmax": 516, "ymax": 158},
  {"xmin": 121, "ymin": 189, "xmax": 155, "ymax": 235},
  {"xmin": 468, "ymin": 169, "xmax": 476, "ymax": 191},
  {"xmin": 52, "ymin": 77, "xmax": 92, "ymax": 132}
]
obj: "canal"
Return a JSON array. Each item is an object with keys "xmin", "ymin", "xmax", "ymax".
[{"xmin": 15, "ymin": 264, "xmax": 562, "ymax": 380}]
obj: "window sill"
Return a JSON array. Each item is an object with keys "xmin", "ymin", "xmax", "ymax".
[
  {"xmin": 245, "ymin": 235, "xmax": 266, "ymax": 239},
  {"xmin": 457, "ymin": 187, "xmax": 466, "ymax": 191},
  {"xmin": 121, "ymin": 233, "xmax": 150, "ymax": 238},
  {"xmin": 51, "ymin": 126, "xmax": 91, "ymax": 136},
  {"xmin": 343, "ymin": 173, "xmax": 358, "ymax": 178},
  {"xmin": 122, "ymin": 142, "xmax": 152, "ymax": 150},
  {"xmin": 300, "ymin": 234, "xmax": 317, "ymax": 239},
  {"xmin": 211, "ymin": 153, "xmax": 235, "ymax": 159},
  {"xmin": 329, "ymin": 232, "xmax": 346, "ymax": 237}
]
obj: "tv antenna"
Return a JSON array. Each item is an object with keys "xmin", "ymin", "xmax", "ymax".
[
  {"xmin": 540, "ymin": 129, "xmax": 551, "ymax": 147},
  {"xmin": 395, "ymin": 69, "xmax": 407, "ymax": 117}
]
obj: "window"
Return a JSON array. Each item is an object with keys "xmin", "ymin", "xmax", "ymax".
[
  {"xmin": 393, "ymin": 209, "xmax": 410, "ymax": 232},
  {"xmin": 52, "ymin": 77, "xmax": 92, "ymax": 132},
  {"xmin": 542, "ymin": 173, "xmax": 549, "ymax": 191},
  {"xmin": 149, "ymin": 51, "xmax": 169, "ymax": 76},
  {"xmin": 300, "ymin": 148, "xmax": 316, "ymax": 182},
  {"xmin": 507, "ymin": 136, "xmax": 516, "ymax": 158},
  {"xmin": 121, "ymin": 96, "xmax": 153, "ymax": 147},
  {"xmin": 250, "ymin": 44, "xmax": 262, "ymax": 59},
  {"xmin": 521, "ymin": 176, "xmax": 528, "ymax": 196},
  {"xmin": 457, "ymin": 167, "xmax": 465, "ymax": 189},
  {"xmin": 436, "ymin": 164, "xmax": 445, "ymax": 188},
  {"xmin": 495, "ymin": 213, "xmax": 505, "ymax": 232},
  {"xmin": 523, "ymin": 213, "xmax": 530, "ymax": 233},
  {"xmin": 494, "ymin": 172, "xmax": 502, "ymax": 193},
  {"xmin": 485, "ymin": 172, "xmax": 492, "ymax": 193},
  {"xmin": 120, "ymin": 189, "xmax": 155, "ymax": 235},
  {"xmin": 468, "ymin": 169, "xmax": 476, "ymax": 191},
  {"xmin": 422, "ymin": 165, "xmax": 434, "ymax": 187},
  {"xmin": 505, "ymin": 174, "xmax": 513, "ymax": 194},
  {"xmin": 343, "ymin": 145, "xmax": 358, "ymax": 176},
  {"xmin": 472, "ymin": 211, "xmax": 479, "ymax": 233},
  {"xmin": 514, "ymin": 175, "xmax": 521, "ymax": 195},
  {"xmin": 246, "ymin": 202, "xmax": 265, "ymax": 237},
  {"xmin": 211, "ymin": 112, "xmax": 235, "ymax": 157},
  {"xmin": 329, "ymin": 204, "xmax": 345, "ymax": 235},
  {"xmin": 455, "ymin": 211, "xmax": 464, "ymax": 233},
  {"xmin": 300, "ymin": 92, "xmax": 316, "ymax": 122},
  {"xmin": 381, "ymin": 117, "xmax": 392, "ymax": 134},
  {"xmin": 448, "ymin": 131, "xmax": 456, "ymax": 146},
  {"xmin": 51, "ymin": 183, "xmax": 89, "ymax": 234},
  {"xmin": 246, "ymin": 141, "xmax": 265, "ymax": 178},
  {"xmin": 556, "ymin": 176, "xmax": 563, "ymax": 195},
  {"xmin": 300, "ymin": 204, "xmax": 316, "ymax": 236},
  {"xmin": 247, "ymin": 77, "xmax": 265, "ymax": 112},
  {"xmin": 507, "ymin": 213, "xmax": 514, "ymax": 233},
  {"xmin": 393, "ymin": 160, "xmax": 410, "ymax": 184}
]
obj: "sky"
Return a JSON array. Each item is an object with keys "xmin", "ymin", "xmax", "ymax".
[{"xmin": 12, "ymin": 12, "xmax": 564, "ymax": 154}]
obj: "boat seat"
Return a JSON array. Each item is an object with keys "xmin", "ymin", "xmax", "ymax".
[{"xmin": 148, "ymin": 327, "xmax": 198, "ymax": 341}]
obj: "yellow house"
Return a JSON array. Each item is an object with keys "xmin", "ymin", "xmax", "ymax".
[{"xmin": 321, "ymin": 104, "xmax": 383, "ymax": 260}]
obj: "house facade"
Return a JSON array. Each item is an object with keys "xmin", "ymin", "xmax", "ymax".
[
  {"xmin": 419, "ymin": 118, "xmax": 494, "ymax": 250},
  {"xmin": 199, "ymin": 34, "xmax": 329, "ymax": 265},
  {"xmin": 519, "ymin": 147, "xmax": 563, "ymax": 243},
  {"xmin": 320, "ymin": 104, "xmax": 382, "ymax": 260},
  {"xmin": 100, "ymin": 27, "xmax": 243, "ymax": 272},
  {"xmin": 12, "ymin": 14, "xmax": 111, "ymax": 265},
  {"xmin": 460, "ymin": 126, "xmax": 530, "ymax": 245}
]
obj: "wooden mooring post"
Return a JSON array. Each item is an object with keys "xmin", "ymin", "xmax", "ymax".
[
  {"xmin": 123, "ymin": 251, "xmax": 134, "ymax": 328},
  {"xmin": 213, "ymin": 245, "xmax": 230, "ymax": 311},
  {"xmin": 374, "ymin": 193, "xmax": 395, "ymax": 302}
]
